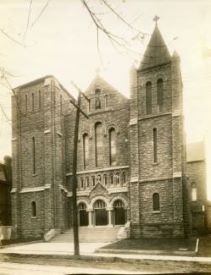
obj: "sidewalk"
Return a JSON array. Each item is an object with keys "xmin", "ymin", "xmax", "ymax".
[{"xmin": 1, "ymin": 241, "xmax": 211, "ymax": 264}]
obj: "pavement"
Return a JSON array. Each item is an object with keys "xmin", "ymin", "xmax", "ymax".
[{"xmin": 1, "ymin": 240, "xmax": 211, "ymax": 264}]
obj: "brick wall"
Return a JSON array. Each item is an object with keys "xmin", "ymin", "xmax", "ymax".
[
  {"xmin": 11, "ymin": 76, "xmax": 73, "ymax": 239},
  {"xmin": 129, "ymin": 53, "xmax": 190, "ymax": 238}
]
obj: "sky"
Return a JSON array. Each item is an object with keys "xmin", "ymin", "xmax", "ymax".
[{"xmin": 0, "ymin": 0, "xmax": 211, "ymax": 197}]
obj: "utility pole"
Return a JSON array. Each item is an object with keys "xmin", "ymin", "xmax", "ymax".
[{"xmin": 71, "ymin": 82, "xmax": 89, "ymax": 256}]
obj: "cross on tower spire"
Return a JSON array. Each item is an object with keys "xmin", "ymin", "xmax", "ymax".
[{"xmin": 153, "ymin": 15, "xmax": 160, "ymax": 25}]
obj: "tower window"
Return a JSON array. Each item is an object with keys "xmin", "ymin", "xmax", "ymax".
[
  {"xmin": 31, "ymin": 201, "xmax": 37, "ymax": 217},
  {"xmin": 32, "ymin": 137, "xmax": 36, "ymax": 174},
  {"xmin": 95, "ymin": 122, "xmax": 103, "ymax": 167},
  {"xmin": 146, "ymin": 81, "xmax": 152, "ymax": 114},
  {"xmin": 157, "ymin": 78, "xmax": 164, "ymax": 111},
  {"xmin": 83, "ymin": 133, "xmax": 89, "ymax": 169},
  {"xmin": 153, "ymin": 128, "xmax": 158, "ymax": 163},
  {"xmin": 153, "ymin": 193, "xmax": 160, "ymax": 211},
  {"xmin": 95, "ymin": 89, "xmax": 101, "ymax": 109},
  {"xmin": 109, "ymin": 128, "xmax": 117, "ymax": 166}
]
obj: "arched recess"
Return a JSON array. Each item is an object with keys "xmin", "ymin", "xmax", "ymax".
[
  {"xmin": 78, "ymin": 201, "xmax": 88, "ymax": 226},
  {"xmin": 93, "ymin": 199, "xmax": 108, "ymax": 226},
  {"xmin": 113, "ymin": 199, "xmax": 126, "ymax": 225}
]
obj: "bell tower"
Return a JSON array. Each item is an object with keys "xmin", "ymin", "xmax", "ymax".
[{"xmin": 129, "ymin": 19, "xmax": 191, "ymax": 238}]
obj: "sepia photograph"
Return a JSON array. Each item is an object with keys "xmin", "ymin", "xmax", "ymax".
[{"xmin": 0, "ymin": 0, "xmax": 211, "ymax": 274}]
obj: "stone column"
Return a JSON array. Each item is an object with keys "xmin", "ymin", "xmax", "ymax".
[
  {"xmin": 107, "ymin": 207, "xmax": 113, "ymax": 227},
  {"xmin": 87, "ymin": 207, "xmax": 93, "ymax": 227}
]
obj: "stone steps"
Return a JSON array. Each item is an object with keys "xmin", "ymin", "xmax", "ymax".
[{"xmin": 51, "ymin": 226, "xmax": 122, "ymax": 243}]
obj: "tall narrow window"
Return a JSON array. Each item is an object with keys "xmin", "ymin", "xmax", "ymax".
[
  {"xmin": 95, "ymin": 89, "xmax": 101, "ymax": 109},
  {"xmin": 153, "ymin": 193, "xmax": 160, "ymax": 211},
  {"xmin": 32, "ymin": 137, "xmax": 36, "ymax": 174},
  {"xmin": 109, "ymin": 128, "xmax": 117, "ymax": 166},
  {"xmin": 83, "ymin": 133, "xmax": 89, "ymax": 169},
  {"xmin": 60, "ymin": 95, "xmax": 63, "ymax": 113},
  {"xmin": 25, "ymin": 94, "xmax": 28, "ymax": 112},
  {"xmin": 95, "ymin": 122, "xmax": 103, "ymax": 167},
  {"xmin": 86, "ymin": 176, "xmax": 89, "ymax": 188},
  {"xmin": 31, "ymin": 201, "xmax": 37, "ymax": 217},
  {"xmin": 110, "ymin": 174, "xmax": 113, "ymax": 185},
  {"xmin": 105, "ymin": 95, "xmax": 108, "ymax": 108},
  {"xmin": 32, "ymin": 93, "xmax": 35, "ymax": 111},
  {"xmin": 103, "ymin": 174, "xmax": 107, "ymax": 185},
  {"xmin": 39, "ymin": 90, "xmax": 41, "ymax": 109},
  {"xmin": 153, "ymin": 128, "xmax": 157, "ymax": 163},
  {"xmin": 122, "ymin": 172, "xmax": 126, "ymax": 184},
  {"xmin": 92, "ymin": 176, "xmax": 95, "ymax": 186},
  {"xmin": 80, "ymin": 178, "xmax": 84, "ymax": 189},
  {"xmin": 157, "ymin": 78, "xmax": 164, "ymax": 111},
  {"xmin": 146, "ymin": 81, "xmax": 152, "ymax": 114}
]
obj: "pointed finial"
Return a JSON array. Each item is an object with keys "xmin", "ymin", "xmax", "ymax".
[{"xmin": 153, "ymin": 15, "xmax": 160, "ymax": 25}]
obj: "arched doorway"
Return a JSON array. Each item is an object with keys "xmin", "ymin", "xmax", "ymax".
[
  {"xmin": 78, "ymin": 202, "xmax": 88, "ymax": 226},
  {"xmin": 113, "ymin": 199, "xmax": 126, "ymax": 225},
  {"xmin": 94, "ymin": 199, "xmax": 108, "ymax": 226}
]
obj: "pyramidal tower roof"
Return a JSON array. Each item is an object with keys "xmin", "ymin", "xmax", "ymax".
[{"xmin": 139, "ymin": 21, "xmax": 171, "ymax": 71}]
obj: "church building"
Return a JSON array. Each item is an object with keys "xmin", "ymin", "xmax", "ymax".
[{"xmin": 11, "ymin": 22, "xmax": 197, "ymax": 240}]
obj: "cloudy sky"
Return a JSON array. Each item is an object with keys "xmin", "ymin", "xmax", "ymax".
[{"xmin": 0, "ymin": 0, "xmax": 211, "ymax": 196}]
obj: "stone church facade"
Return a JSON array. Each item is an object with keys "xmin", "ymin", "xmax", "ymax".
[{"xmin": 11, "ymin": 24, "xmax": 193, "ymax": 240}]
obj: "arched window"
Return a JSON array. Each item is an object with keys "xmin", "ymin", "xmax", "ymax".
[
  {"xmin": 83, "ymin": 133, "xmax": 89, "ymax": 169},
  {"xmin": 122, "ymin": 172, "xmax": 126, "ymax": 184},
  {"xmin": 153, "ymin": 128, "xmax": 158, "ymax": 163},
  {"xmin": 39, "ymin": 90, "xmax": 41, "ymax": 109},
  {"xmin": 60, "ymin": 95, "xmax": 63, "ymax": 113},
  {"xmin": 32, "ymin": 93, "xmax": 35, "ymax": 111},
  {"xmin": 153, "ymin": 193, "xmax": 160, "ymax": 211},
  {"xmin": 94, "ymin": 199, "xmax": 106, "ymax": 209},
  {"xmin": 95, "ymin": 89, "xmax": 101, "ymax": 109},
  {"xmin": 191, "ymin": 182, "xmax": 197, "ymax": 201},
  {"xmin": 78, "ymin": 202, "xmax": 87, "ymax": 211},
  {"xmin": 25, "ymin": 94, "xmax": 28, "ymax": 112},
  {"xmin": 110, "ymin": 174, "xmax": 113, "ymax": 185},
  {"xmin": 95, "ymin": 122, "xmax": 103, "ymax": 167},
  {"xmin": 103, "ymin": 174, "xmax": 107, "ymax": 185},
  {"xmin": 80, "ymin": 178, "xmax": 84, "ymax": 189},
  {"xmin": 31, "ymin": 201, "xmax": 36, "ymax": 217},
  {"xmin": 115, "ymin": 173, "xmax": 120, "ymax": 184},
  {"xmin": 109, "ymin": 128, "xmax": 117, "ymax": 166},
  {"xmin": 86, "ymin": 176, "xmax": 89, "ymax": 188},
  {"xmin": 157, "ymin": 78, "xmax": 164, "ymax": 111},
  {"xmin": 113, "ymin": 199, "xmax": 125, "ymax": 208},
  {"xmin": 92, "ymin": 176, "xmax": 95, "ymax": 186},
  {"xmin": 32, "ymin": 137, "xmax": 36, "ymax": 174},
  {"xmin": 146, "ymin": 81, "xmax": 152, "ymax": 114}
]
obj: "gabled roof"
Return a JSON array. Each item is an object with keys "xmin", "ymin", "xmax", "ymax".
[
  {"xmin": 85, "ymin": 74, "xmax": 128, "ymax": 100},
  {"xmin": 139, "ymin": 24, "xmax": 171, "ymax": 71},
  {"xmin": 186, "ymin": 142, "xmax": 205, "ymax": 162}
]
